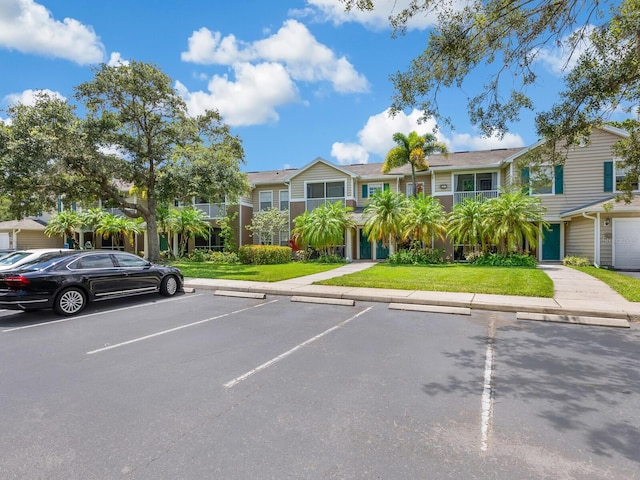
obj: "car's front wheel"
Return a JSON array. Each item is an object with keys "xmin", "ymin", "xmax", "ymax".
[
  {"xmin": 54, "ymin": 287, "xmax": 87, "ymax": 316},
  {"xmin": 160, "ymin": 275, "xmax": 179, "ymax": 297}
]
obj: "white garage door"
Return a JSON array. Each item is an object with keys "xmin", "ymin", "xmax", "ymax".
[
  {"xmin": 0, "ymin": 233, "xmax": 9, "ymax": 249},
  {"xmin": 614, "ymin": 218, "xmax": 640, "ymax": 269}
]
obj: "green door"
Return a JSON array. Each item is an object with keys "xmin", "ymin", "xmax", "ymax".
[
  {"xmin": 376, "ymin": 240, "xmax": 389, "ymax": 260},
  {"xmin": 542, "ymin": 223, "xmax": 561, "ymax": 261},
  {"xmin": 359, "ymin": 229, "xmax": 371, "ymax": 259}
]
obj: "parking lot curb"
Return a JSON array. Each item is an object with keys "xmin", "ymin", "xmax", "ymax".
[{"xmin": 517, "ymin": 312, "xmax": 630, "ymax": 328}]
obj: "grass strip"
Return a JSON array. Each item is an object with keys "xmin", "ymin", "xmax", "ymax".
[
  {"xmin": 571, "ymin": 266, "xmax": 640, "ymax": 302},
  {"xmin": 171, "ymin": 261, "xmax": 341, "ymax": 282}
]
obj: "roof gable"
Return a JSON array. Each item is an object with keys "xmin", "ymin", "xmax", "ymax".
[{"xmin": 284, "ymin": 157, "xmax": 357, "ymax": 182}]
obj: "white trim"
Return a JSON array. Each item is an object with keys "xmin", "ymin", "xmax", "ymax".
[
  {"xmin": 529, "ymin": 164, "xmax": 555, "ymax": 196},
  {"xmin": 284, "ymin": 157, "xmax": 357, "ymax": 182},
  {"xmin": 614, "ymin": 159, "xmax": 640, "ymax": 193}
]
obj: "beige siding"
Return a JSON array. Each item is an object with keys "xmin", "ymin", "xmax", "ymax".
[
  {"xmin": 565, "ymin": 217, "xmax": 595, "ymax": 262},
  {"xmin": 398, "ymin": 174, "xmax": 432, "ymax": 197},
  {"xmin": 531, "ymin": 129, "xmax": 621, "ymax": 219},
  {"xmin": 289, "ymin": 163, "xmax": 353, "ymax": 199},
  {"xmin": 14, "ymin": 231, "xmax": 64, "ymax": 249},
  {"xmin": 434, "ymin": 171, "xmax": 451, "ymax": 192}
]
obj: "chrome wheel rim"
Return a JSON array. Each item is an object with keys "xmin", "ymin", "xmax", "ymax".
[
  {"xmin": 165, "ymin": 276, "xmax": 178, "ymax": 295},
  {"xmin": 59, "ymin": 290, "xmax": 84, "ymax": 314}
]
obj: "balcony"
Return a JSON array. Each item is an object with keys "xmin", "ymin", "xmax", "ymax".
[
  {"xmin": 453, "ymin": 190, "xmax": 499, "ymax": 205},
  {"xmin": 191, "ymin": 203, "xmax": 226, "ymax": 219}
]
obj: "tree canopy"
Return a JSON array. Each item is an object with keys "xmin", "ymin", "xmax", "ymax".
[
  {"xmin": 0, "ymin": 61, "xmax": 248, "ymax": 261},
  {"xmin": 341, "ymin": 0, "xmax": 640, "ymax": 196}
]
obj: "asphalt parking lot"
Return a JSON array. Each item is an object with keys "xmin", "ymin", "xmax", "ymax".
[{"xmin": 1, "ymin": 292, "xmax": 639, "ymax": 479}]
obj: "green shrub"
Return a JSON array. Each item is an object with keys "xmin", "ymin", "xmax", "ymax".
[
  {"xmin": 188, "ymin": 249, "xmax": 207, "ymax": 262},
  {"xmin": 473, "ymin": 253, "xmax": 537, "ymax": 267},
  {"xmin": 205, "ymin": 251, "xmax": 239, "ymax": 264},
  {"xmin": 563, "ymin": 255, "xmax": 590, "ymax": 267},
  {"xmin": 238, "ymin": 245, "xmax": 292, "ymax": 265},
  {"xmin": 388, "ymin": 247, "xmax": 446, "ymax": 265},
  {"xmin": 315, "ymin": 254, "xmax": 347, "ymax": 264}
]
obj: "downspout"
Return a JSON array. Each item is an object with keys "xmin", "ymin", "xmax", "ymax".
[
  {"xmin": 12, "ymin": 229, "xmax": 21, "ymax": 249},
  {"xmin": 582, "ymin": 212, "xmax": 600, "ymax": 267}
]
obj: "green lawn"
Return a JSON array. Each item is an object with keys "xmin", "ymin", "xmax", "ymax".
[
  {"xmin": 572, "ymin": 266, "xmax": 640, "ymax": 302},
  {"xmin": 171, "ymin": 261, "xmax": 341, "ymax": 282},
  {"xmin": 315, "ymin": 263, "xmax": 555, "ymax": 297}
]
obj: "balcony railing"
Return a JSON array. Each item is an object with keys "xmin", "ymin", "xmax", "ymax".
[
  {"xmin": 306, "ymin": 198, "xmax": 345, "ymax": 211},
  {"xmin": 454, "ymin": 190, "xmax": 499, "ymax": 205},
  {"xmin": 187, "ymin": 203, "xmax": 226, "ymax": 219}
]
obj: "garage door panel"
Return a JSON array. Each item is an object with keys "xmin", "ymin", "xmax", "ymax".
[{"xmin": 614, "ymin": 218, "xmax": 640, "ymax": 269}]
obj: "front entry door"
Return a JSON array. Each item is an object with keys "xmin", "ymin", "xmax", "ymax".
[
  {"xmin": 359, "ymin": 229, "xmax": 371, "ymax": 259},
  {"xmin": 542, "ymin": 223, "xmax": 561, "ymax": 261},
  {"xmin": 376, "ymin": 240, "xmax": 389, "ymax": 260}
]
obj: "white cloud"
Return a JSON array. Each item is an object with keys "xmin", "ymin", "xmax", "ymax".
[
  {"xmin": 534, "ymin": 25, "xmax": 595, "ymax": 75},
  {"xmin": 0, "ymin": 117, "xmax": 11, "ymax": 126},
  {"xmin": 3, "ymin": 88, "xmax": 66, "ymax": 107},
  {"xmin": 0, "ymin": 0, "xmax": 105, "ymax": 64},
  {"xmin": 176, "ymin": 62, "xmax": 299, "ymax": 126},
  {"xmin": 331, "ymin": 109, "xmax": 525, "ymax": 164},
  {"xmin": 107, "ymin": 52, "xmax": 129, "ymax": 67},
  {"xmin": 294, "ymin": 0, "xmax": 450, "ymax": 31},
  {"xmin": 181, "ymin": 20, "xmax": 369, "ymax": 94}
]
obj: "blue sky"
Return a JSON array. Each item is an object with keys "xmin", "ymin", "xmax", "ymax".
[{"xmin": 0, "ymin": 0, "xmax": 604, "ymax": 172}]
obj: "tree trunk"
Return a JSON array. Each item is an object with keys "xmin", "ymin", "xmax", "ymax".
[{"xmin": 146, "ymin": 196, "xmax": 160, "ymax": 262}]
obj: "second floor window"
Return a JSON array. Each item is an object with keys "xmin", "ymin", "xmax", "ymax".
[
  {"xmin": 530, "ymin": 166, "xmax": 554, "ymax": 195},
  {"xmin": 279, "ymin": 190, "xmax": 289, "ymax": 211},
  {"xmin": 307, "ymin": 181, "xmax": 345, "ymax": 200},
  {"xmin": 616, "ymin": 161, "xmax": 639, "ymax": 192},
  {"xmin": 259, "ymin": 191, "xmax": 273, "ymax": 211}
]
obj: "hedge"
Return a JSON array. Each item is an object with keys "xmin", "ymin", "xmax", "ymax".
[{"xmin": 238, "ymin": 245, "xmax": 292, "ymax": 265}]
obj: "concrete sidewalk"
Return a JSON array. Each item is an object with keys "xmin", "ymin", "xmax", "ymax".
[{"xmin": 184, "ymin": 262, "xmax": 640, "ymax": 325}]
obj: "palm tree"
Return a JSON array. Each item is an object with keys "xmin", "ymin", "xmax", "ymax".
[
  {"xmin": 383, "ymin": 131, "xmax": 448, "ymax": 196},
  {"xmin": 80, "ymin": 207, "xmax": 108, "ymax": 247},
  {"xmin": 44, "ymin": 211, "xmax": 82, "ymax": 248},
  {"xmin": 484, "ymin": 190, "xmax": 547, "ymax": 255},
  {"xmin": 363, "ymin": 190, "xmax": 407, "ymax": 254},
  {"xmin": 96, "ymin": 214, "xmax": 144, "ymax": 250},
  {"xmin": 447, "ymin": 197, "xmax": 490, "ymax": 255},
  {"xmin": 402, "ymin": 193, "xmax": 447, "ymax": 246},
  {"xmin": 169, "ymin": 207, "xmax": 211, "ymax": 257},
  {"xmin": 292, "ymin": 202, "xmax": 354, "ymax": 256}
]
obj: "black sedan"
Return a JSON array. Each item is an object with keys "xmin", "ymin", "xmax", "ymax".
[{"xmin": 0, "ymin": 250, "xmax": 184, "ymax": 316}]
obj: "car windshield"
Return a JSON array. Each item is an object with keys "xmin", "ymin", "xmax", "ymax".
[{"xmin": 0, "ymin": 252, "xmax": 31, "ymax": 266}]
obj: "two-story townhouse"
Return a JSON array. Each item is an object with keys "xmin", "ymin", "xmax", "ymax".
[
  {"xmin": 3, "ymin": 126, "xmax": 638, "ymax": 267},
  {"xmin": 509, "ymin": 125, "xmax": 640, "ymax": 269}
]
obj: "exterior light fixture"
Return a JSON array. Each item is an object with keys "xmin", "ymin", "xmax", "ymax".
[{"xmin": 439, "ymin": 184, "xmax": 448, "ymax": 190}]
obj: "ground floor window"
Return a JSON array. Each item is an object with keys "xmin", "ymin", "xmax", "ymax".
[{"xmin": 194, "ymin": 227, "xmax": 223, "ymax": 251}]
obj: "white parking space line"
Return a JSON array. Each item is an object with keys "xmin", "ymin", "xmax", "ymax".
[
  {"xmin": 481, "ymin": 316, "xmax": 496, "ymax": 452},
  {"xmin": 2, "ymin": 294, "xmax": 203, "ymax": 333},
  {"xmin": 224, "ymin": 306, "xmax": 373, "ymax": 389},
  {"xmin": 87, "ymin": 299, "xmax": 279, "ymax": 355}
]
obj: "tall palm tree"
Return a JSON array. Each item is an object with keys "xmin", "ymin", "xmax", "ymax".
[
  {"xmin": 402, "ymin": 193, "xmax": 447, "ymax": 246},
  {"xmin": 44, "ymin": 211, "xmax": 82, "ymax": 248},
  {"xmin": 484, "ymin": 190, "xmax": 547, "ymax": 255},
  {"xmin": 383, "ymin": 131, "xmax": 448, "ymax": 196},
  {"xmin": 80, "ymin": 207, "xmax": 108, "ymax": 247},
  {"xmin": 363, "ymin": 190, "xmax": 407, "ymax": 254},
  {"xmin": 169, "ymin": 207, "xmax": 211, "ymax": 257},
  {"xmin": 96, "ymin": 214, "xmax": 143, "ymax": 250},
  {"xmin": 447, "ymin": 197, "xmax": 490, "ymax": 255}
]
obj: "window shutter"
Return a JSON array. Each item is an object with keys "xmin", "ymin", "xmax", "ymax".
[
  {"xmin": 554, "ymin": 165, "xmax": 564, "ymax": 194},
  {"xmin": 362, "ymin": 184, "xmax": 368, "ymax": 198},
  {"xmin": 604, "ymin": 161, "xmax": 613, "ymax": 192},
  {"xmin": 383, "ymin": 183, "xmax": 390, "ymax": 191},
  {"xmin": 521, "ymin": 167, "xmax": 530, "ymax": 195}
]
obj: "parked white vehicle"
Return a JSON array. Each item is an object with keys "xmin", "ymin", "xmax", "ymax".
[{"xmin": 0, "ymin": 249, "xmax": 75, "ymax": 271}]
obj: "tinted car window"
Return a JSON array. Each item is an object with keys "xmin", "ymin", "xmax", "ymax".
[
  {"xmin": 68, "ymin": 254, "xmax": 115, "ymax": 270},
  {"xmin": 0, "ymin": 252, "xmax": 30, "ymax": 266},
  {"xmin": 19, "ymin": 256, "xmax": 74, "ymax": 272},
  {"xmin": 113, "ymin": 253, "xmax": 148, "ymax": 267}
]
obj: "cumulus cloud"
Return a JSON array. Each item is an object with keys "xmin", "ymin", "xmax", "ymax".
[
  {"xmin": 293, "ymin": 0, "xmax": 449, "ymax": 31},
  {"xmin": 331, "ymin": 109, "xmax": 525, "ymax": 164},
  {"xmin": 3, "ymin": 88, "xmax": 66, "ymax": 107},
  {"xmin": 107, "ymin": 52, "xmax": 129, "ymax": 67},
  {"xmin": 0, "ymin": 0, "xmax": 104, "ymax": 64},
  {"xmin": 534, "ymin": 25, "xmax": 595, "ymax": 75},
  {"xmin": 181, "ymin": 19, "xmax": 369, "ymax": 94},
  {"xmin": 175, "ymin": 62, "xmax": 299, "ymax": 126}
]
